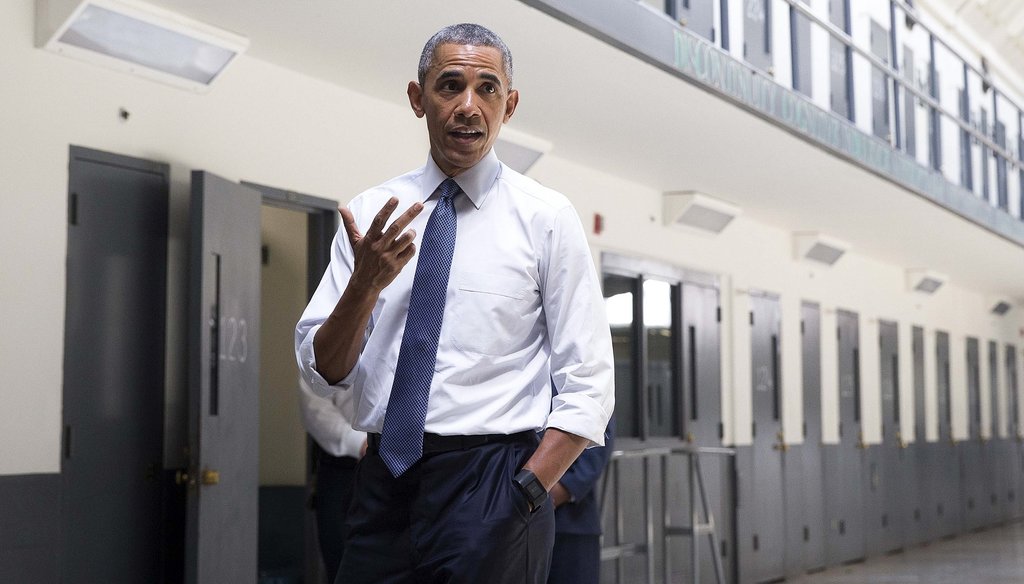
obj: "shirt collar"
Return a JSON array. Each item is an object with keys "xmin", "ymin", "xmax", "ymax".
[{"xmin": 421, "ymin": 149, "xmax": 500, "ymax": 209}]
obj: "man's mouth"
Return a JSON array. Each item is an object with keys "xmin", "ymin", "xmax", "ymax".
[{"xmin": 448, "ymin": 128, "xmax": 483, "ymax": 144}]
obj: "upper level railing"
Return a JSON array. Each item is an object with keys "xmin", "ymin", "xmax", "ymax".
[{"xmin": 662, "ymin": 0, "xmax": 1024, "ymax": 220}]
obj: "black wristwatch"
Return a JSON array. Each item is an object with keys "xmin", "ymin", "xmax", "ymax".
[{"xmin": 512, "ymin": 469, "xmax": 548, "ymax": 513}]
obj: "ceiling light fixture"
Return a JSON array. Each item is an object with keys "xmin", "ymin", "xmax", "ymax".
[
  {"xmin": 906, "ymin": 269, "xmax": 947, "ymax": 295},
  {"xmin": 37, "ymin": 0, "xmax": 248, "ymax": 92},
  {"xmin": 793, "ymin": 232, "xmax": 849, "ymax": 266},
  {"xmin": 663, "ymin": 191, "xmax": 741, "ymax": 234}
]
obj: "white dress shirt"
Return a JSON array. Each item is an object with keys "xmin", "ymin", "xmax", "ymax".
[
  {"xmin": 295, "ymin": 149, "xmax": 613, "ymax": 445},
  {"xmin": 298, "ymin": 376, "xmax": 366, "ymax": 458}
]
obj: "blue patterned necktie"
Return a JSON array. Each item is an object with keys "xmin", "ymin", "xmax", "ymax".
[{"xmin": 379, "ymin": 178, "xmax": 461, "ymax": 477}]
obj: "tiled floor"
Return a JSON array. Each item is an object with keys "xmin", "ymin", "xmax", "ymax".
[{"xmin": 788, "ymin": 521, "xmax": 1024, "ymax": 584}]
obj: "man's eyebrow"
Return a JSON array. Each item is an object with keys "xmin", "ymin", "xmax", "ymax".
[
  {"xmin": 437, "ymin": 70, "xmax": 464, "ymax": 81},
  {"xmin": 479, "ymin": 72, "xmax": 504, "ymax": 87}
]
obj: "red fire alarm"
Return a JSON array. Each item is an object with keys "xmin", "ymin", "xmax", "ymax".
[{"xmin": 593, "ymin": 213, "xmax": 604, "ymax": 235}]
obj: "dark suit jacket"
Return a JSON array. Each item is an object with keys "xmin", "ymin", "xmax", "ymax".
[{"xmin": 554, "ymin": 419, "xmax": 614, "ymax": 535}]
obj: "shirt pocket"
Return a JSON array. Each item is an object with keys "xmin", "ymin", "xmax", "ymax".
[{"xmin": 448, "ymin": 271, "xmax": 540, "ymax": 357}]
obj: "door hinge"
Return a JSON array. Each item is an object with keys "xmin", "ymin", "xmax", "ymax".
[
  {"xmin": 749, "ymin": 311, "xmax": 755, "ymax": 325},
  {"xmin": 63, "ymin": 425, "xmax": 72, "ymax": 459},
  {"xmin": 68, "ymin": 192, "xmax": 78, "ymax": 225},
  {"xmin": 716, "ymin": 306, "xmax": 722, "ymax": 322}
]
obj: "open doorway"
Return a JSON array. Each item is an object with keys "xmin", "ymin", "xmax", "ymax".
[{"xmin": 247, "ymin": 182, "xmax": 338, "ymax": 584}]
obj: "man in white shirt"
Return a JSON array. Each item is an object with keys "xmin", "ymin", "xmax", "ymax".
[
  {"xmin": 295, "ymin": 23, "xmax": 613, "ymax": 584},
  {"xmin": 297, "ymin": 378, "xmax": 365, "ymax": 584}
]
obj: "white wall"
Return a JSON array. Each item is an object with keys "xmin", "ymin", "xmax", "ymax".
[{"xmin": 2, "ymin": 0, "xmax": 1023, "ymax": 475}]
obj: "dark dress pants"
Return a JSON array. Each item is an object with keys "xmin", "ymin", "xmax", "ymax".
[
  {"xmin": 547, "ymin": 533, "xmax": 600, "ymax": 584},
  {"xmin": 315, "ymin": 450, "xmax": 358, "ymax": 584},
  {"xmin": 337, "ymin": 435, "xmax": 555, "ymax": 584}
]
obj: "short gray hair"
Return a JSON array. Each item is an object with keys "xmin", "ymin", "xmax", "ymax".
[{"xmin": 418, "ymin": 23, "xmax": 514, "ymax": 87}]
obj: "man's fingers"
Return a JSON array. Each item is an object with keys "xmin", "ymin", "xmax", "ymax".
[
  {"xmin": 395, "ymin": 242, "xmax": 416, "ymax": 263},
  {"xmin": 382, "ymin": 202, "xmax": 424, "ymax": 242},
  {"xmin": 367, "ymin": 197, "xmax": 399, "ymax": 239},
  {"xmin": 339, "ymin": 207, "xmax": 362, "ymax": 247}
]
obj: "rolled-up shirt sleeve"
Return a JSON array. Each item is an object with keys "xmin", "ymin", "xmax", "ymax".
[
  {"xmin": 295, "ymin": 207, "xmax": 367, "ymax": 398},
  {"xmin": 541, "ymin": 205, "xmax": 615, "ymax": 446}
]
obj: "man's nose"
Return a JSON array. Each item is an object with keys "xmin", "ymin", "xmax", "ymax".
[{"xmin": 454, "ymin": 90, "xmax": 480, "ymax": 118}]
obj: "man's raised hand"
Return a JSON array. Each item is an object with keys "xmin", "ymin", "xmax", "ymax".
[{"xmin": 340, "ymin": 197, "xmax": 424, "ymax": 293}]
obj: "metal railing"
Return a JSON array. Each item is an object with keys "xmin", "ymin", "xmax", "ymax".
[
  {"xmin": 665, "ymin": 0, "xmax": 1024, "ymax": 216},
  {"xmin": 599, "ymin": 443, "xmax": 736, "ymax": 584}
]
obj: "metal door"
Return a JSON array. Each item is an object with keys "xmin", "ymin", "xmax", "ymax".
[
  {"xmin": 872, "ymin": 321, "xmax": 903, "ymax": 553},
  {"xmin": 962, "ymin": 338, "xmax": 985, "ymax": 530},
  {"xmin": 743, "ymin": 0, "xmax": 772, "ymax": 73},
  {"xmin": 680, "ymin": 282, "xmax": 733, "ymax": 580},
  {"xmin": 790, "ymin": 0, "xmax": 812, "ymax": 96},
  {"xmin": 798, "ymin": 303, "xmax": 825, "ymax": 571},
  {"xmin": 185, "ymin": 172, "xmax": 262, "ymax": 584},
  {"xmin": 932, "ymin": 331, "xmax": 961, "ymax": 538},
  {"xmin": 829, "ymin": 0, "xmax": 852, "ymax": 120},
  {"xmin": 995, "ymin": 122, "xmax": 1009, "ymax": 210},
  {"xmin": 908, "ymin": 326, "xmax": 931, "ymax": 544},
  {"xmin": 1007, "ymin": 345, "xmax": 1022, "ymax": 517},
  {"xmin": 870, "ymin": 20, "xmax": 891, "ymax": 141},
  {"xmin": 825, "ymin": 310, "xmax": 864, "ymax": 565},
  {"xmin": 61, "ymin": 147, "xmax": 169, "ymax": 583},
  {"xmin": 742, "ymin": 294, "xmax": 785, "ymax": 583},
  {"xmin": 903, "ymin": 47, "xmax": 917, "ymax": 157},
  {"xmin": 668, "ymin": 0, "xmax": 715, "ymax": 42},
  {"xmin": 985, "ymin": 340, "xmax": 1004, "ymax": 524}
]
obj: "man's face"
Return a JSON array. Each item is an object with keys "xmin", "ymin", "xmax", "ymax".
[{"xmin": 408, "ymin": 43, "xmax": 519, "ymax": 177}]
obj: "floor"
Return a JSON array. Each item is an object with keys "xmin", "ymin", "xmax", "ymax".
[{"xmin": 789, "ymin": 521, "xmax": 1024, "ymax": 584}]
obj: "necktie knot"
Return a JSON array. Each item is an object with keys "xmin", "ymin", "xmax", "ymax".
[{"xmin": 439, "ymin": 178, "xmax": 461, "ymax": 201}]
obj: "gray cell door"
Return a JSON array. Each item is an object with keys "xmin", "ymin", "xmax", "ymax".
[
  {"xmin": 829, "ymin": 0, "xmax": 852, "ymax": 120},
  {"xmin": 680, "ymin": 282, "xmax": 732, "ymax": 578},
  {"xmin": 743, "ymin": 0, "xmax": 772, "ymax": 73},
  {"xmin": 741, "ymin": 293, "xmax": 786, "ymax": 583},
  {"xmin": 797, "ymin": 303, "xmax": 825, "ymax": 571},
  {"xmin": 1007, "ymin": 346, "xmax": 1023, "ymax": 517},
  {"xmin": 669, "ymin": 0, "xmax": 715, "ymax": 42},
  {"xmin": 870, "ymin": 20, "xmax": 891, "ymax": 141},
  {"xmin": 870, "ymin": 321, "xmax": 903, "ymax": 554},
  {"xmin": 985, "ymin": 340, "xmax": 1004, "ymax": 524},
  {"xmin": 790, "ymin": 0, "xmax": 812, "ymax": 96},
  {"xmin": 61, "ymin": 146, "xmax": 169, "ymax": 583},
  {"xmin": 902, "ymin": 47, "xmax": 917, "ymax": 157},
  {"xmin": 825, "ymin": 310, "xmax": 864, "ymax": 565},
  {"xmin": 185, "ymin": 171, "xmax": 262, "ymax": 584},
  {"xmin": 995, "ymin": 122, "xmax": 1009, "ymax": 210},
  {"xmin": 932, "ymin": 331, "xmax": 961, "ymax": 538},
  {"xmin": 961, "ymin": 338, "xmax": 985, "ymax": 530},
  {"xmin": 908, "ymin": 326, "xmax": 930, "ymax": 545}
]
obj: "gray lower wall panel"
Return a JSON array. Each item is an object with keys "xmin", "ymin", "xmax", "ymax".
[{"xmin": 0, "ymin": 473, "xmax": 60, "ymax": 584}]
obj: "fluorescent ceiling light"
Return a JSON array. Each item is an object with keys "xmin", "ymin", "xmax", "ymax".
[
  {"xmin": 663, "ymin": 191, "xmax": 741, "ymax": 234},
  {"xmin": 494, "ymin": 127, "xmax": 552, "ymax": 175},
  {"xmin": 37, "ymin": 0, "xmax": 248, "ymax": 92},
  {"xmin": 991, "ymin": 299, "xmax": 1012, "ymax": 316},
  {"xmin": 793, "ymin": 232, "xmax": 849, "ymax": 266},
  {"xmin": 906, "ymin": 269, "xmax": 947, "ymax": 294}
]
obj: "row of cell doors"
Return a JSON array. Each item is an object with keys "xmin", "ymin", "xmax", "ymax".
[
  {"xmin": 60, "ymin": 146, "xmax": 338, "ymax": 583},
  {"xmin": 739, "ymin": 296, "xmax": 1024, "ymax": 584}
]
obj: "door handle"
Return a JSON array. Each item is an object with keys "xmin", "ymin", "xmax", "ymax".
[
  {"xmin": 773, "ymin": 431, "xmax": 789, "ymax": 452},
  {"xmin": 175, "ymin": 469, "xmax": 196, "ymax": 487},
  {"xmin": 201, "ymin": 468, "xmax": 220, "ymax": 485}
]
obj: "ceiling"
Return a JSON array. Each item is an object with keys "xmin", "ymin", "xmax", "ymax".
[{"xmin": 137, "ymin": 0, "xmax": 1024, "ymax": 300}]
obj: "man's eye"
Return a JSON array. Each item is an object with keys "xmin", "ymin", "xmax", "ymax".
[
  {"xmin": 441, "ymin": 81, "xmax": 459, "ymax": 91},
  {"xmin": 481, "ymin": 84, "xmax": 496, "ymax": 94}
]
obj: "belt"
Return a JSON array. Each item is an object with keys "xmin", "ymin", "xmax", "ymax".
[{"xmin": 366, "ymin": 430, "xmax": 535, "ymax": 455}]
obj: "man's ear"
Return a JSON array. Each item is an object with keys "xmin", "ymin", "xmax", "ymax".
[
  {"xmin": 408, "ymin": 81, "xmax": 425, "ymax": 118},
  {"xmin": 502, "ymin": 89, "xmax": 520, "ymax": 123}
]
